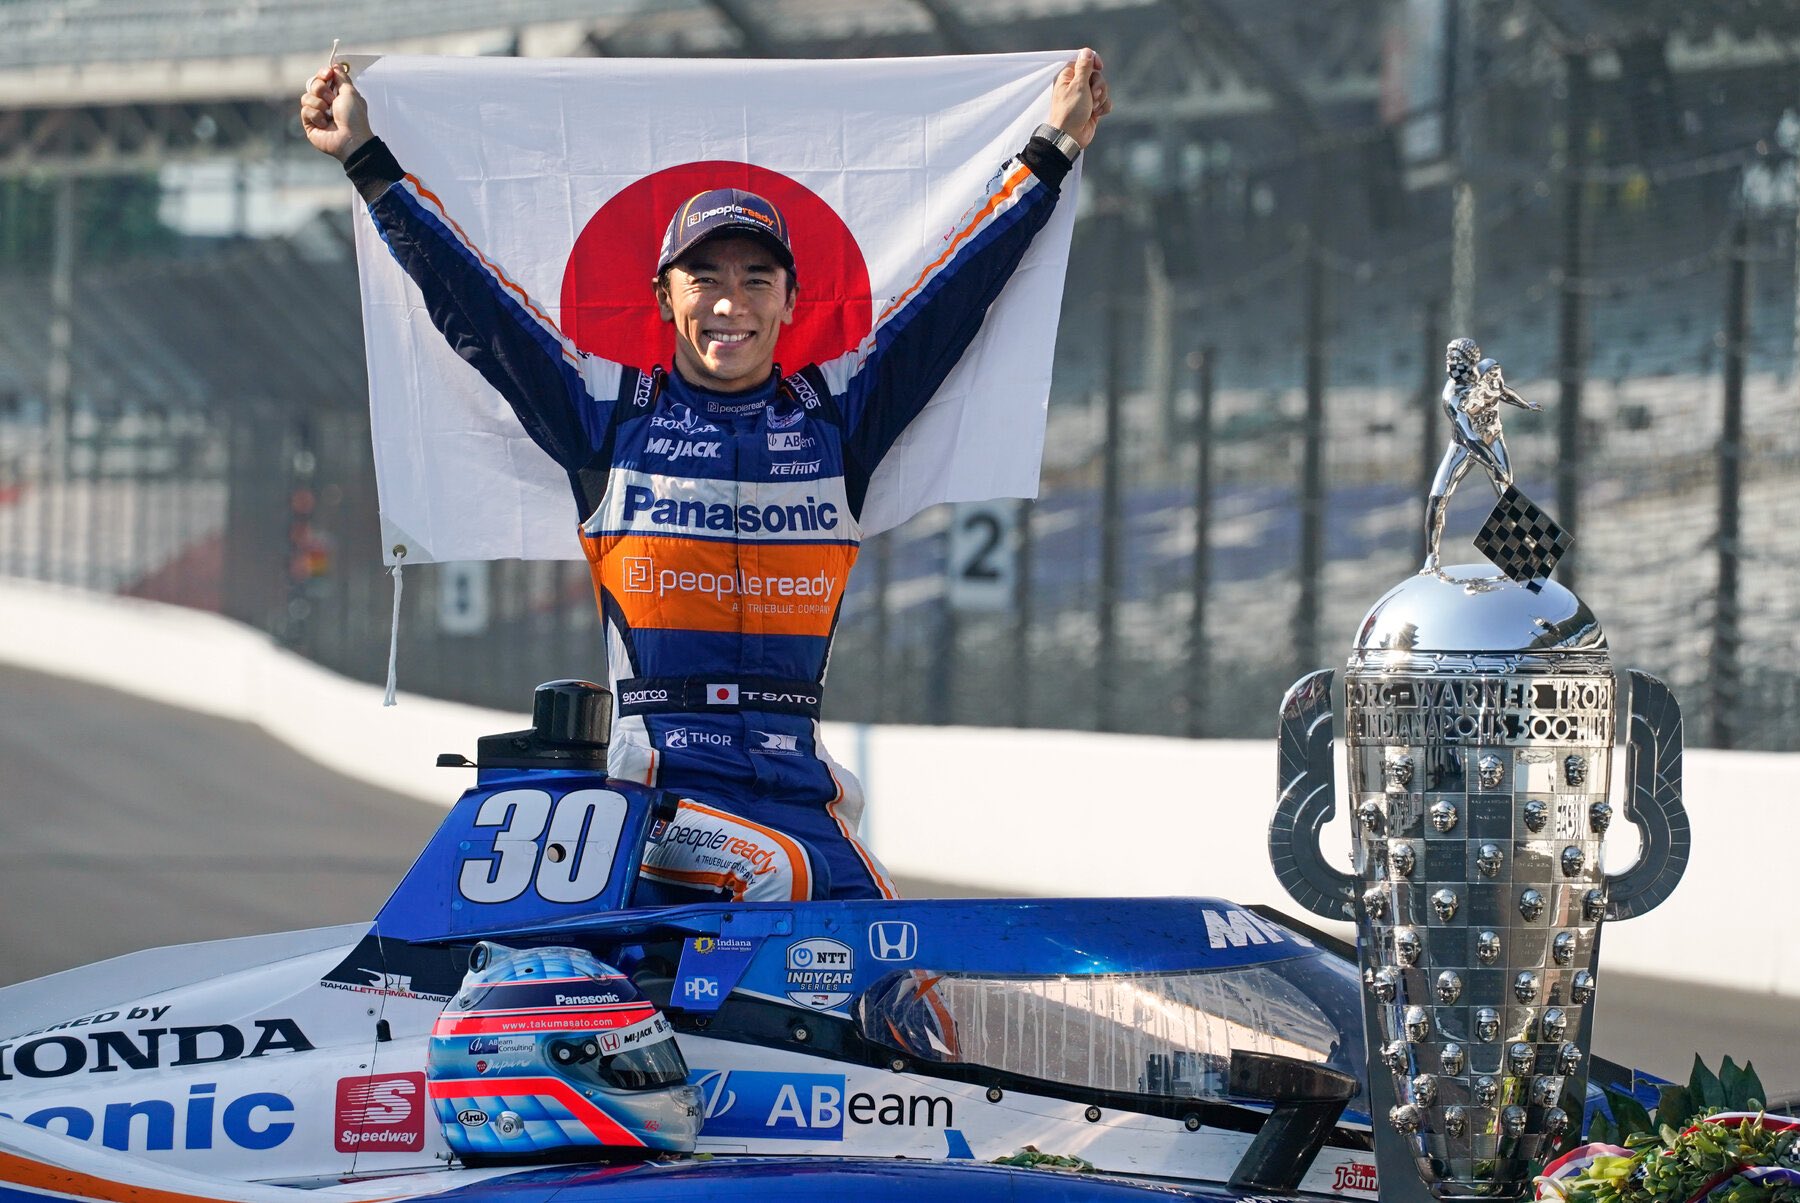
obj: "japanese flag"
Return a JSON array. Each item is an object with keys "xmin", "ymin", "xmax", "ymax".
[{"xmin": 348, "ymin": 53, "xmax": 1081, "ymax": 565}]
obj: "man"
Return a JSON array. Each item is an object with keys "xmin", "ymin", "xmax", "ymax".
[
  {"xmin": 302, "ymin": 51, "xmax": 1108, "ymax": 902},
  {"xmin": 1421, "ymin": 337, "xmax": 1541, "ymax": 573}
]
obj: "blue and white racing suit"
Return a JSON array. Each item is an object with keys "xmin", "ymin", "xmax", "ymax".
[{"xmin": 348, "ymin": 135, "xmax": 1072, "ymax": 901}]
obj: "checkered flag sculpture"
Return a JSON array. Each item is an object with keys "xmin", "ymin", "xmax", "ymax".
[{"xmin": 1476, "ymin": 485, "xmax": 1572, "ymax": 588}]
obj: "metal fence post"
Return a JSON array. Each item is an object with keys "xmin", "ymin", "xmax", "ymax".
[
  {"xmin": 1556, "ymin": 50, "xmax": 1592, "ymax": 590},
  {"xmin": 1295, "ymin": 230, "xmax": 1326, "ymax": 675},
  {"xmin": 1186, "ymin": 345, "xmax": 1215, "ymax": 738},
  {"xmin": 1096, "ymin": 218, "xmax": 1126, "ymax": 732},
  {"xmin": 1712, "ymin": 214, "xmax": 1749, "ymax": 749}
]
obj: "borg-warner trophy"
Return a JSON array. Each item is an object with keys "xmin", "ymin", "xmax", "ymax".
[{"xmin": 1268, "ymin": 340, "xmax": 1691, "ymax": 1201}]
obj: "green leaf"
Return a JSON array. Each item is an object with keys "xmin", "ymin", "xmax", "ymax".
[
  {"xmin": 1589, "ymin": 1110, "xmax": 1619, "ymax": 1145},
  {"xmin": 1691, "ymin": 1054, "xmax": 1728, "ymax": 1110},
  {"xmin": 1740, "ymin": 1061, "xmax": 1766, "ymax": 1112},
  {"xmin": 1657, "ymin": 1083, "xmax": 1696, "ymax": 1130},
  {"xmin": 1723, "ymin": 1056, "xmax": 1750, "ymax": 1109},
  {"xmin": 1605, "ymin": 1085, "xmax": 1658, "ymax": 1140}
]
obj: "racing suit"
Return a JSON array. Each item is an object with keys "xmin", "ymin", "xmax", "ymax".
[{"xmin": 347, "ymin": 134, "xmax": 1072, "ymax": 901}]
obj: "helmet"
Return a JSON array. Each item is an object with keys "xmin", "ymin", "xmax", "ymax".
[{"xmin": 426, "ymin": 942, "xmax": 700, "ymax": 1158}]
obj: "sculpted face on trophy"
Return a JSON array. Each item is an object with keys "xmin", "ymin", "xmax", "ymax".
[{"xmin": 1268, "ymin": 340, "xmax": 1691, "ymax": 1202}]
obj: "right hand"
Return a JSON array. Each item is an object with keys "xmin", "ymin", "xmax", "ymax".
[{"xmin": 301, "ymin": 65, "xmax": 372, "ymax": 162}]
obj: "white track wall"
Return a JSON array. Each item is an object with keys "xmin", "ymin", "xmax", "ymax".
[{"xmin": 2, "ymin": 577, "xmax": 1795, "ymax": 996}]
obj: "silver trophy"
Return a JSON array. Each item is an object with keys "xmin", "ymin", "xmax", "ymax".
[{"xmin": 1268, "ymin": 341, "xmax": 1690, "ymax": 1201}]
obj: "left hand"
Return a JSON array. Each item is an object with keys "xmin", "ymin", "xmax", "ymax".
[{"xmin": 1048, "ymin": 47, "xmax": 1111, "ymax": 149}]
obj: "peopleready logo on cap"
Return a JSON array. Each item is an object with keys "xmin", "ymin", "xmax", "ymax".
[{"xmin": 657, "ymin": 188, "xmax": 795, "ymax": 275}]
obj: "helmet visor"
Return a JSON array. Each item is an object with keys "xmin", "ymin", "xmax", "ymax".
[{"xmin": 598, "ymin": 1032, "xmax": 689, "ymax": 1091}]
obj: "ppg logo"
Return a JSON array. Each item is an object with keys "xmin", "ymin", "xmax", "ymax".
[
  {"xmin": 868, "ymin": 920, "xmax": 918, "ymax": 962},
  {"xmin": 683, "ymin": 977, "xmax": 721, "ymax": 1001}
]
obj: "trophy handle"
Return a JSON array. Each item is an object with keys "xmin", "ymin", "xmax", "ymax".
[
  {"xmin": 1605, "ymin": 670, "xmax": 1691, "ymax": 920},
  {"xmin": 1269, "ymin": 669, "xmax": 1357, "ymax": 920}
]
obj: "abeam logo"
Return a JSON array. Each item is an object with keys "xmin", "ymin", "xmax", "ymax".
[
  {"xmin": 335, "ymin": 1073, "xmax": 424, "ymax": 1152},
  {"xmin": 0, "ymin": 1083, "xmax": 294, "ymax": 1152},
  {"xmin": 690, "ymin": 1070, "xmax": 952, "ymax": 1141}
]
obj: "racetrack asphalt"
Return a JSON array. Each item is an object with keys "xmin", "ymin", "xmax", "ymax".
[{"xmin": 1, "ymin": 664, "xmax": 1794, "ymax": 1101}]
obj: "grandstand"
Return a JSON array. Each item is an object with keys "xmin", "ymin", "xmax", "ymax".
[{"xmin": 1, "ymin": 0, "xmax": 1797, "ymax": 749}]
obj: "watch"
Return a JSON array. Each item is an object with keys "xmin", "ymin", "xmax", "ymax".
[{"xmin": 1033, "ymin": 122, "xmax": 1082, "ymax": 165}]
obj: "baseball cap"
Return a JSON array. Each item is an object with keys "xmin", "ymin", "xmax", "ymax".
[{"xmin": 655, "ymin": 188, "xmax": 795, "ymax": 276}]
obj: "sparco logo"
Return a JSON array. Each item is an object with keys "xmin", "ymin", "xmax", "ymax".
[
  {"xmin": 621, "ymin": 687, "xmax": 670, "ymax": 705},
  {"xmin": 785, "ymin": 372, "xmax": 823, "ymax": 411},
  {"xmin": 0, "ymin": 1019, "xmax": 313, "ymax": 1080},
  {"xmin": 630, "ymin": 372, "xmax": 656, "ymax": 409},
  {"xmin": 1332, "ymin": 1162, "xmax": 1378, "ymax": 1194},
  {"xmin": 335, "ymin": 1073, "xmax": 424, "ymax": 1152}
]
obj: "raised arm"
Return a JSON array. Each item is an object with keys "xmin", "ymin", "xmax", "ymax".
[
  {"xmin": 822, "ymin": 50, "xmax": 1111, "ymax": 500},
  {"xmin": 302, "ymin": 66, "xmax": 618, "ymax": 476}
]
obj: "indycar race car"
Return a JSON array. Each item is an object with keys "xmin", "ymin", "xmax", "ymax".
[{"xmin": 0, "ymin": 680, "xmax": 1636, "ymax": 1202}]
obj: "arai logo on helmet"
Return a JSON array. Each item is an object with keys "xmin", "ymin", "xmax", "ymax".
[{"xmin": 457, "ymin": 1108, "xmax": 489, "ymax": 1128}]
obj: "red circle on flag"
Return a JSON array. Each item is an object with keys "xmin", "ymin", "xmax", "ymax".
[
  {"xmin": 715, "ymin": 688, "xmax": 729, "ymax": 701},
  {"xmin": 561, "ymin": 162, "xmax": 873, "ymax": 371}
]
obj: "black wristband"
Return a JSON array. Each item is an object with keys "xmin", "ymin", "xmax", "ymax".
[
  {"xmin": 1021, "ymin": 135, "xmax": 1074, "ymax": 190},
  {"xmin": 344, "ymin": 137, "xmax": 404, "ymax": 204}
]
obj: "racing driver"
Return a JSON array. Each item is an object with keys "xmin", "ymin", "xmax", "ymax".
[{"xmin": 301, "ymin": 52, "xmax": 1109, "ymax": 903}]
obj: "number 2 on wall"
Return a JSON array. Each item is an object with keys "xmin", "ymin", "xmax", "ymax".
[{"xmin": 456, "ymin": 789, "xmax": 628, "ymax": 905}]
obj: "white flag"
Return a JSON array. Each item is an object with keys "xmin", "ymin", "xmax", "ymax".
[{"xmin": 349, "ymin": 52, "xmax": 1080, "ymax": 565}]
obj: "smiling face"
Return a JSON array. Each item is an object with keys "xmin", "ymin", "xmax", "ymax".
[{"xmin": 656, "ymin": 235, "xmax": 796, "ymax": 393}]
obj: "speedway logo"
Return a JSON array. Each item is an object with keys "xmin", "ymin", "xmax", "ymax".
[
  {"xmin": 334, "ymin": 1073, "xmax": 424, "ymax": 1152},
  {"xmin": 768, "ymin": 406, "xmax": 805, "ymax": 429},
  {"xmin": 785, "ymin": 937, "xmax": 854, "ymax": 1010},
  {"xmin": 0, "ymin": 1019, "xmax": 312, "ymax": 1080},
  {"xmin": 690, "ymin": 1069, "xmax": 952, "ymax": 1140}
]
